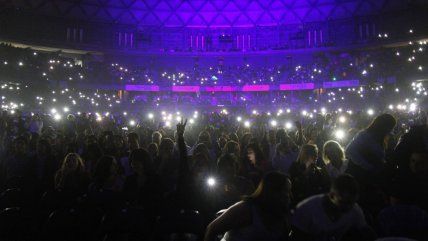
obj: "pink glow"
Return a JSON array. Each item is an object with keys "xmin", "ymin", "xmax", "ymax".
[
  {"xmin": 242, "ymin": 85, "xmax": 270, "ymax": 92},
  {"xmin": 202, "ymin": 35, "xmax": 204, "ymax": 49},
  {"xmin": 172, "ymin": 86, "xmax": 200, "ymax": 92},
  {"xmin": 205, "ymin": 86, "xmax": 239, "ymax": 92},
  {"xmin": 280, "ymin": 83, "xmax": 315, "ymax": 90}
]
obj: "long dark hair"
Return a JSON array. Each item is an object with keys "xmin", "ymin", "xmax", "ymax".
[
  {"xmin": 245, "ymin": 143, "xmax": 264, "ymax": 167},
  {"xmin": 365, "ymin": 113, "xmax": 396, "ymax": 145},
  {"xmin": 244, "ymin": 172, "xmax": 291, "ymax": 224}
]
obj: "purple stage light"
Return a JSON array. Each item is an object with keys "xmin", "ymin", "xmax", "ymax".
[
  {"xmin": 125, "ymin": 85, "xmax": 160, "ymax": 92},
  {"xmin": 205, "ymin": 86, "xmax": 239, "ymax": 92},
  {"xmin": 242, "ymin": 85, "xmax": 270, "ymax": 92},
  {"xmin": 172, "ymin": 86, "xmax": 200, "ymax": 92}
]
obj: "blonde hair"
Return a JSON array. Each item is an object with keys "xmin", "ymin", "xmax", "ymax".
[
  {"xmin": 322, "ymin": 140, "xmax": 345, "ymax": 165},
  {"xmin": 60, "ymin": 153, "xmax": 85, "ymax": 172},
  {"xmin": 297, "ymin": 144, "xmax": 318, "ymax": 165}
]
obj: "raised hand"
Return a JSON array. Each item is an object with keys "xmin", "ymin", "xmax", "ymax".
[{"xmin": 176, "ymin": 118, "xmax": 187, "ymax": 135}]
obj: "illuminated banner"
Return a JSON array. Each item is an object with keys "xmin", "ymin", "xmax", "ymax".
[
  {"xmin": 125, "ymin": 85, "xmax": 160, "ymax": 92},
  {"xmin": 280, "ymin": 83, "xmax": 315, "ymax": 90},
  {"xmin": 172, "ymin": 86, "xmax": 200, "ymax": 92},
  {"xmin": 204, "ymin": 86, "xmax": 239, "ymax": 92},
  {"xmin": 322, "ymin": 80, "xmax": 359, "ymax": 88},
  {"xmin": 242, "ymin": 85, "xmax": 270, "ymax": 92}
]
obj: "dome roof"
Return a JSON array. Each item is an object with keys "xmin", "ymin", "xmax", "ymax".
[{"xmin": 7, "ymin": 0, "xmax": 421, "ymax": 28}]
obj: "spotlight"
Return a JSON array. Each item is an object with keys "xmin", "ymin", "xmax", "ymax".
[
  {"xmin": 237, "ymin": 116, "xmax": 242, "ymax": 122},
  {"xmin": 335, "ymin": 129, "xmax": 345, "ymax": 140},
  {"xmin": 244, "ymin": 121, "xmax": 250, "ymax": 128},
  {"xmin": 148, "ymin": 113, "xmax": 154, "ymax": 119},
  {"xmin": 54, "ymin": 114, "xmax": 62, "ymax": 121},
  {"xmin": 285, "ymin": 122, "xmax": 292, "ymax": 129},
  {"xmin": 270, "ymin": 120, "xmax": 277, "ymax": 127},
  {"xmin": 129, "ymin": 120, "xmax": 136, "ymax": 126},
  {"xmin": 367, "ymin": 109, "xmax": 374, "ymax": 116},
  {"xmin": 206, "ymin": 177, "xmax": 216, "ymax": 187},
  {"xmin": 338, "ymin": 116, "xmax": 346, "ymax": 123}
]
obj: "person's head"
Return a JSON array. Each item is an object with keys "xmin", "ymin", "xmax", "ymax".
[
  {"xmin": 13, "ymin": 136, "xmax": 27, "ymax": 155},
  {"xmin": 129, "ymin": 148, "xmax": 153, "ymax": 176},
  {"xmin": 159, "ymin": 138, "xmax": 174, "ymax": 158},
  {"xmin": 323, "ymin": 140, "xmax": 345, "ymax": 167},
  {"xmin": 152, "ymin": 131, "xmax": 162, "ymax": 146},
  {"xmin": 267, "ymin": 130, "xmax": 276, "ymax": 144},
  {"xmin": 297, "ymin": 144, "xmax": 318, "ymax": 168},
  {"xmin": 127, "ymin": 132, "xmax": 140, "ymax": 149},
  {"xmin": 217, "ymin": 154, "xmax": 239, "ymax": 179},
  {"xmin": 147, "ymin": 143, "xmax": 158, "ymax": 159},
  {"xmin": 276, "ymin": 129, "xmax": 288, "ymax": 144},
  {"xmin": 409, "ymin": 152, "xmax": 428, "ymax": 179},
  {"xmin": 222, "ymin": 141, "xmax": 240, "ymax": 159},
  {"xmin": 228, "ymin": 133, "xmax": 239, "ymax": 143},
  {"xmin": 328, "ymin": 174, "xmax": 359, "ymax": 212},
  {"xmin": 60, "ymin": 153, "xmax": 85, "ymax": 173},
  {"xmin": 366, "ymin": 113, "xmax": 396, "ymax": 143},
  {"xmin": 245, "ymin": 172, "xmax": 292, "ymax": 219},
  {"xmin": 217, "ymin": 136, "xmax": 228, "ymax": 150},
  {"xmin": 245, "ymin": 143, "xmax": 263, "ymax": 166},
  {"xmin": 197, "ymin": 131, "xmax": 212, "ymax": 148},
  {"xmin": 37, "ymin": 139, "xmax": 52, "ymax": 156},
  {"xmin": 93, "ymin": 155, "xmax": 119, "ymax": 188}
]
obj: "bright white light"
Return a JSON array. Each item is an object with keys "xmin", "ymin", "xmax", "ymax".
[
  {"xmin": 189, "ymin": 118, "xmax": 195, "ymax": 124},
  {"xmin": 148, "ymin": 113, "xmax": 154, "ymax": 119},
  {"xmin": 129, "ymin": 120, "xmax": 136, "ymax": 126},
  {"xmin": 176, "ymin": 116, "xmax": 182, "ymax": 122},
  {"xmin": 335, "ymin": 129, "xmax": 346, "ymax": 140},
  {"xmin": 395, "ymin": 88, "xmax": 399, "ymax": 92},
  {"xmin": 51, "ymin": 108, "xmax": 57, "ymax": 114},
  {"xmin": 54, "ymin": 114, "xmax": 62, "ymax": 121},
  {"xmin": 419, "ymin": 66, "xmax": 423, "ymax": 71},
  {"xmin": 123, "ymin": 112, "xmax": 127, "ymax": 116},
  {"xmin": 389, "ymin": 105, "xmax": 394, "ymax": 110},
  {"xmin": 18, "ymin": 62, "xmax": 23, "ymax": 66},
  {"xmin": 270, "ymin": 120, "xmax": 277, "ymax": 127},
  {"xmin": 338, "ymin": 116, "xmax": 346, "ymax": 123},
  {"xmin": 367, "ymin": 109, "xmax": 374, "ymax": 116},
  {"xmin": 207, "ymin": 177, "xmax": 216, "ymax": 187},
  {"xmin": 237, "ymin": 116, "xmax": 242, "ymax": 122},
  {"xmin": 63, "ymin": 107, "xmax": 69, "ymax": 113},
  {"xmin": 244, "ymin": 121, "xmax": 251, "ymax": 128},
  {"xmin": 410, "ymin": 103, "xmax": 417, "ymax": 112},
  {"xmin": 96, "ymin": 116, "xmax": 102, "ymax": 122},
  {"xmin": 321, "ymin": 107, "xmax": 326, "ymax": 114},
  {"xmin": 252, "ymin": 110, "xmax": 257, "ymax": 115},
  {"xmin": 165, "ymin": 121, "xmax": 171, "ymax": 127},
  {"xmin": 302, "ymin": 110, "xmax": 307, "ymax": 116},
  {"xmin": 285, "ymin": 122, "xmax": 292, "ymax": 129}
]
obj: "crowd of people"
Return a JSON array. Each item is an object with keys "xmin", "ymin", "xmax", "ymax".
[
  {"xmin": 0, "ymin": 98, "xmax": 427, "ymax": 240},
  {"xmin": 1, "ymin": 36, "xmax": 427, "ymax": 87},
  {"xmin": 0, "ymin": 29, "xmax": 427, "ymax": 240}
]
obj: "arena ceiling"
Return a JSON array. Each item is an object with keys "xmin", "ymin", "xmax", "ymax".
[{"xmin": 4, "ymin": 0, "xmax": 424, "ymax": 28}]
